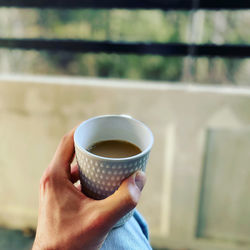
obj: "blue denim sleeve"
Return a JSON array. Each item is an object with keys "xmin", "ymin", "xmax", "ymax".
[{"xmin": 101, "ymin": 210, "xmax": 152, "ymax": 250}]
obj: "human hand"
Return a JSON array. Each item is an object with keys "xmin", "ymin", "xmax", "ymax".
[{"xmin": 32, "ymin": 128, "xmax": 146, "ymax": 250}]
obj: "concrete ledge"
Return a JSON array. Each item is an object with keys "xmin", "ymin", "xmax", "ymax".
[{"xmin": 1, "ymin": 75, "xmax": 250, "ymax": 249}]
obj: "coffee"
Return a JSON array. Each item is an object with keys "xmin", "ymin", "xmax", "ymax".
[{"xmin": 87, "ymin": 140, "xmax": 141, "ymax": 158}]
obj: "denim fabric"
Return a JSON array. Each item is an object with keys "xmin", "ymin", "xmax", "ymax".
[{"xmin": 101, "ymin": 210, "xmax": 152, "ymax": 250}]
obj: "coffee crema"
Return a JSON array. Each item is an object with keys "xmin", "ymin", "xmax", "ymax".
[{"xmin": 87, "ymin": 140, "xmax": 142, "ymax": 158}]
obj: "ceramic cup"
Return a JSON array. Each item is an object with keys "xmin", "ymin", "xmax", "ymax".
[{"xmin": 74, "ymin": 115, "xmax": 153, "ymax": 227}]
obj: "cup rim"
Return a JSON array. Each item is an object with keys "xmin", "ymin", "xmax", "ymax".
[{"xmin": 74, "ymin": 115, "xmax": 154, "ymax": 161}]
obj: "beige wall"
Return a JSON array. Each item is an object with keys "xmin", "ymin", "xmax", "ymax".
[{"xmin": 0, "ymin": 75, "xmax": 250, "ymax": 250}]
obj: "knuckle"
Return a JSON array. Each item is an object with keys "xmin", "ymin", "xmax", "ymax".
[
  {"xmin": 129, "ymin": 195, "xmax": 138, "ymax": 209},
  {"xmin": 39, "ymin": 168, "xmax": 54, "ymax": 190},
  {"xmin": 124, "ymin": 191, "xmax": 138, "ymax": 210},
  {"xmin": 61, "ymin": 131, "xmax": 73, "ymax": 144},
  {"xmin": 61, "ymin": 134, "xmax": 69, "ymax": 144},
  {"xmin": 40, "ymin": 173, "xmax": 48, "ymax": 188}
]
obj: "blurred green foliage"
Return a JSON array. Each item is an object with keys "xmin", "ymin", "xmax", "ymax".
[{"xmin": 0, "ymin": 9, "xmax": 249, "ymax": 85}]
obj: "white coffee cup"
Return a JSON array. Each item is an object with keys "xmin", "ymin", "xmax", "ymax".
[{"xmin": 74, "ymin": 115, "xmax": 153, "ymax": 227}]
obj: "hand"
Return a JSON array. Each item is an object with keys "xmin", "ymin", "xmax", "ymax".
[{"xmin": 32, "ymin": 128, "xmax": 146, "ymax": 250}]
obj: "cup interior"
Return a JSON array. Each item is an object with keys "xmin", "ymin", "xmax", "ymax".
[{"xmin": 74, "ymin": 115, "xmax": 153, "ymax": 158}]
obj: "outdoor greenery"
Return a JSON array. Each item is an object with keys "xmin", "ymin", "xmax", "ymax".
[{"xmin": 0, "ymin": 8, "xmax": 249, "ymax": 85}]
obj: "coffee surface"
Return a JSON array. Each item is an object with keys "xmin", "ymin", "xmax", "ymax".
[{"xmin": 87, "ymin": 140, "xmax": 141, "ymax": 158}]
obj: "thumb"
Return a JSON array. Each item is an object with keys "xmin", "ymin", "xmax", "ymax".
[{"xmin": 100, "ymin": 171, "xmax": 146, "ymax": 226}]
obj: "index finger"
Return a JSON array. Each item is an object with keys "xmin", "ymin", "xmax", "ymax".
[{"xmin": 50, "ymin": 127, "xmax": 76, "ymax": 177}]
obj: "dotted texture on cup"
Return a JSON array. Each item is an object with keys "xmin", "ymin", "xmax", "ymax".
[{"xmin": 75, "ymin": 144, "xmax": 149, "ymax": 200}]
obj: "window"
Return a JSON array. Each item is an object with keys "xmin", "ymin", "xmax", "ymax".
[{"xmin": 0, "ymin": 2, "xmax": 249, "ymax": 85}]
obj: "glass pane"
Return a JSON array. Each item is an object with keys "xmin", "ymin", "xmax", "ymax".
[{"xmin": 197, "ymin": 129, "xmax": 250, "ymax": 242}]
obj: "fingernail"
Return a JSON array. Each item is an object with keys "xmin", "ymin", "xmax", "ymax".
[{"xmin": 135, "ymin": 171, "xmax": 146, "ymax": 191}]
